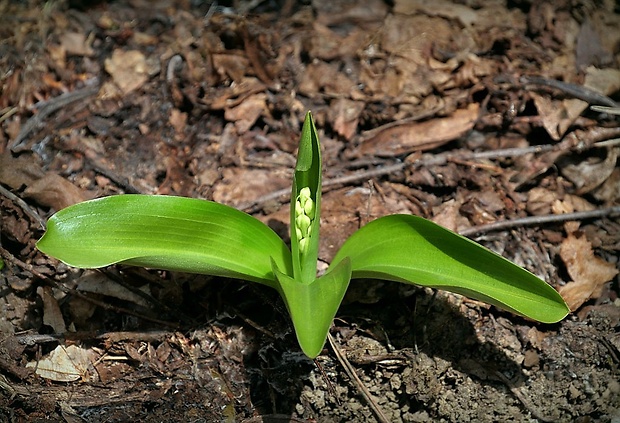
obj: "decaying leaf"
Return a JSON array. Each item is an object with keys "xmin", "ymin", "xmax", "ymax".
[
  {"xmin": 103, "ymin": 49, "xmax": 150, "ymax": 96},
  {"xmin": 224, "ymin": 93, "xmax": 268, "ymax": 133},
  {"xmin": 560, "ymin": 147, "xmax": 618, "ymax": 195},
  {"xmin": 77, "ymin": 270, "xmax": 152, "ymax": 308},
  {"xmin": 26, "ymin": 345, "xmax": 94, "ymax": 382},
  {"xmin": 37, "ymin": 286, "xmax": 66, "ymax": 334},
  {"xmin": 593, "ymin": 168, "xmax": 620, "ymax": 203},
  {"xmin": 59, "ymin": 32, "xmax": 95, "ymax": 57},
  {"xmin": 357, "ymin": 103, "xmax": 479, "ymax": 157},
  {"xmin": 558, "ymin": 232, "xmax": 619, "ymax": 311},
  {"xmin": 331, "ymin": 98, "xmax": 365, "ymax": 140},
  {"xmin": 532, "ymin": 67, "xmax": 620, "ymax": 140},
  {"xmin": 24, "ymin": 173, "xmax": 92, "ymax": 210}
]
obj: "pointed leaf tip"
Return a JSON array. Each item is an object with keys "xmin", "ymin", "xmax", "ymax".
[
  {"xmin": 273, "ymin": 257, "xmax": 351, "ymax": 358},
  {"xmin": 331, "ymin": 215, "xmax": 569, "ymax": 324}
]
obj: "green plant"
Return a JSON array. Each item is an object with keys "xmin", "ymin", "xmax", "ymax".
[{"xmin": 37, "ymin": 112, "xmax": 569, "ymax": 358}]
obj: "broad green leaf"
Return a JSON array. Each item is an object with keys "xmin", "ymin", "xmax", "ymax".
[
  {"xmin": 37, "ymin": 195, "xmax": 292, "ymax": 288},
  {"xmin": 272, "ymin": 257, "xmax": 352, "ymax": 358},
  {"xmin": 330, "ymin": 215, "xmax": 569, "ymax": 323},
  {"xmin": 290, "ymin": 112, "xmax": 322, "ymax": 284}
]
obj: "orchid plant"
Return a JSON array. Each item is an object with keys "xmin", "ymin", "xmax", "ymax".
[{"xmin": 37, "ymin": 112, "xmax": 569, "ymax": 358}]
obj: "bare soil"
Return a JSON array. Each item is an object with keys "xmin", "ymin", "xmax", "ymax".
[{"xmin": 1, "ymin": 0, "xmax": 619, "ymax": 422}]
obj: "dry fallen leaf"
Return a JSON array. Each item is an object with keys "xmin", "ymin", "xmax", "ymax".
[
  {"xmin": 104, "ymin": 49, "xmax": 149, "ymax": 95},
  {"xmin": 24, "ymin": 173, "xmax": 92, "ymax": 210},
  {"xmin": 60, "ymin": 32, "xmax": 94, "ymax": 57},
  {"xmin": 26, "ymin": 345, "xmax": 94, "ymax": 382},
  {"xmin": 0, "ymin": 153, "xmax": 45, "ymax": 189},
  {"xmin": 432, "ymin": 199, "xmax": 467, "ymax": 233},
  {"xmin": 38, "ymin": 286, "xmax": 66, "ymax": 334},
  {"xmin": 532, "ymin": 67, "xmax": 620, "ymax": 140},
  {"xmin": 212, "ymin": 167, "xmax": 289, "ymax": 207},
  {"xmin": 593, "ymin": 167, "xmax": 620, "ymax": 203},
  {"xmin": 331, "ymin": 98, "xmax": 365, "ymax": 140},
  {"xmin": 560, "ymin": 147, "xmax": 618, "ymax": 195},
  {"xmin": 558, "ymin": 232, "xmax": 619, "ymax": 311},
  {"xmin": 526, "ymin": 187, "xmax": 559, "ymax": 216},
  {"xmin": 224, "ymin": 93, "xmax": 268, "ymax": 133},
  {"xmin": 77, "ymin": 271, "xmax": 152, "ymax": 308},
  {"xmin": 394, "ymin": 0, "xmax": 479, "ymax": 27},
  {"xmin": 357, "ymin": 103, "xmax": 480, "ymax": 157}
]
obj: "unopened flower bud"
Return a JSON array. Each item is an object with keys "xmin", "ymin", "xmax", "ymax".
[
  {"xmin": 299, "ymin": 187, "xmax": 311, "ymax": 203},
  {"xmin": 299, "ymin": 237, "xmax": 309, "ymax": 254},
  {"xmin": 296, "ymin": 214, "xmax": 311, "ymax": 236},
  {"xmin": 303, "ymin": 197, "xmax": 315, "ymax": 218},
  {"xmin": 295, "ymin": 200, "xmax": 304, "ymax": 217}
]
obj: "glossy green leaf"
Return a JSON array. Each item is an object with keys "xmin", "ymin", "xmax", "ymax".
[
  {"xmin": 290, "ymin": 111, "xmax": 322, "ymax": 284},
  {"xmin": 37, "ymin": 195, "xmax": 293, "ymax": 288},
  {"xmin": 273, "ymin": 257, "xmax": 351, "ymax": 358},
  {"xmin": 330, "ymin": 215, "xmax": 569, "ymax": 323}
]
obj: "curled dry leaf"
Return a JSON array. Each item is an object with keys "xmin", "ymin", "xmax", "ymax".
[
  {"xmin": 593, "ymin": 167, "xmax": 620, "ymax": 203},
  {"xmin": 532, "ymin": 68, "xmax": 620, "ymax": 140},
  {"xmin": 526, "ymin": 187, "xmax": 559, "ymax": 216},
  {"xmin": 558, "ymin": 232, "xmax": 619, "ymax": 311},
  {"xmin": 560, "ymin": 147, "xmax": 618, "ymax": 195},
  {"xmin": 331, "ymin": 98, "xmax": 365, "ymax": 140},
  {"xmin": 224, "ymin": 93, "xmax": 268, "ymax": 133},
  {"xmin": 37, "ymin": 286, "xmax": 66, "ymax": 334}
]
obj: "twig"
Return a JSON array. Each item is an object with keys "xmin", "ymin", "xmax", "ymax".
[
  {"xmin": 313, "ymin": 358, "xmax": 340, "ymax": 406},
  {"xmin": 240, "ymin": 143, "xmax": 558, "ymax": 212},
  {"xmin": 459, "ymin": 206, "xmax": 620, "ymax": 237},
  {"xmin": 10, "ymin": 81, "xmax": 100, "ymax": 152},
  {"xmin": 521, "ymin": 75, "xmax": 618, "ymax": 107},
  {"xmin": 0, "ymin": 184, "xmax": 46, "ymax": 229},
  {"xmin": 591, "ymin": 105, "xmax": 620, "ymax": 115},
  {"xmin": 327, "ymin": 332, "xmax": 390, "ymax": 423}
]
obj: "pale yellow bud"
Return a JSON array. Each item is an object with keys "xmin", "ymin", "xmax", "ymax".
[
  {"xmin": 303, "ymin": 197, "xmax": 315, "ymax": 218},
  {"xmin": 299, "ymin": 187, "xmax": 311, "ymax": 203},
  {"xmin": 296, "ymin": 214, "xmax": 311, "ymax": 236},
  {"xmin": 299, "ymin": 237, "xmax": 309, "ymax": 254},
  {"xmin": 295, "ymin": 200, "xmax": 304, "ymax": 217}
]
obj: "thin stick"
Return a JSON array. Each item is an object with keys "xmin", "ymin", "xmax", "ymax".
[
  {"xmin": 459, "ymin": 206, "xmax": 620, "ymax": 237},
  {"xmin": 10, "ymin": 82, "xmax": 100, "ymax": 152},
  {"xmin": 521, "ymin": 75, "xmax": 619, "ymax": 107},
  {"xmin": 313, "ymin": 358, "xmax": 340, "ymax": 406},
  {"xmin": 0, "ymin": 184, "xmax": 46, "ymax": 229},
  {"xmin": 240, "ymin": 143, "xmax": 558, "ymax": 212},
  {"xmin": 327, "ymin": 332, "xmax": 390, "ymax": 423}
]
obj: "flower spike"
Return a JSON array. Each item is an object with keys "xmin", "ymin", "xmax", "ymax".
[{"xmin": 290, "ymin": 112, "xmax": 321, "ymax": 284}]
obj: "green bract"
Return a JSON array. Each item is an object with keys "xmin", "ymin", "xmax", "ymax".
[{"xmin": 37, "ymin": 112, "xmax": 569, "ymax": 358}]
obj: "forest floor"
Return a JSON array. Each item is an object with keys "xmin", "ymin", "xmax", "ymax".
[{"xmin": 1, "ymin": 0, "xmax": 619, "ymax": 421}]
